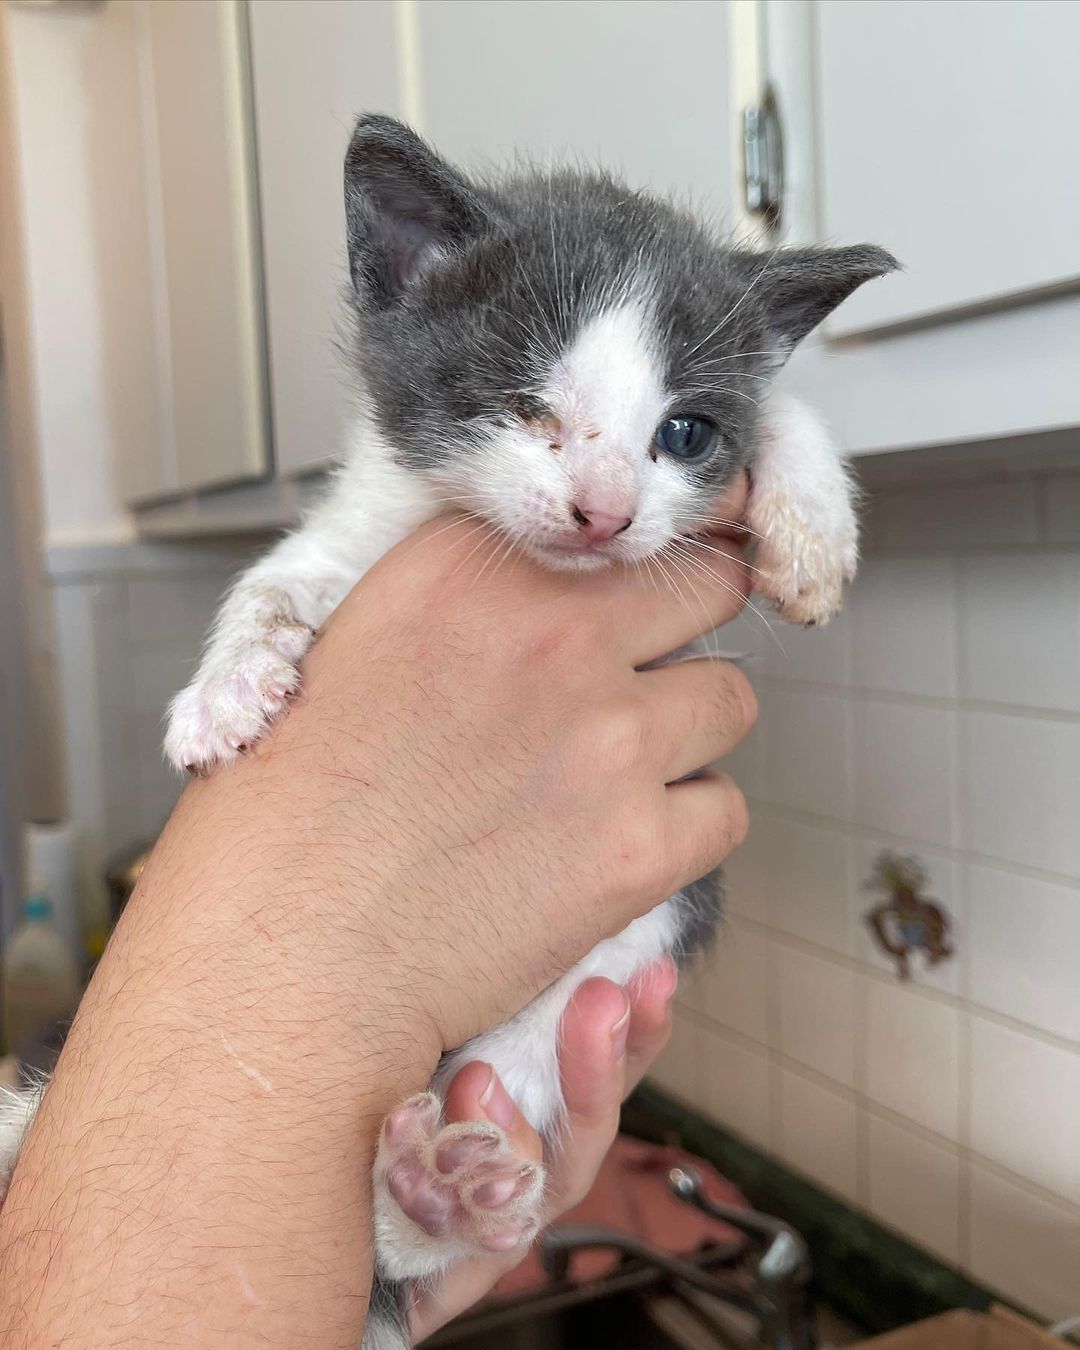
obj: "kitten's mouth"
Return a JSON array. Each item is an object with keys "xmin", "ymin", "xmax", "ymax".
[{"xmin": 524, "ymin": 534, "xmax": 630, "ymax": 572}]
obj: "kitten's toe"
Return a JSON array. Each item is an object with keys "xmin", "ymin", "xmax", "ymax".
[{"xmin": 374, "ymin": 1092, "xmax": 544, "ymax": 1280}]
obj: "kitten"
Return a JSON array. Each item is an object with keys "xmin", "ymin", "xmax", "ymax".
[{"xmin": 0, "ymin": 116, "xmax": 894, "ymax": 1348}]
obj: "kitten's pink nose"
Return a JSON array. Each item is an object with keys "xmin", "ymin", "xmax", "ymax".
[{"xmin": 571, "ymin": 504, "xmax": 633, "ymax": 543}]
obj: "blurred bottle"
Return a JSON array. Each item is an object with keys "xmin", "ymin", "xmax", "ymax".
[{"xmin": 2, "ymin": 887, "xmax": 81, "ymax": 1066}]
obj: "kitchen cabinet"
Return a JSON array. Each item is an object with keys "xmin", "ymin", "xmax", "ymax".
[
  {"xmin": 122, "ymin": 0, "xmax": 1080, "ymax": 530},
  {"xmin": 123, "ymin": 0, "xmax": 269, "ymax": 502},
  {"xmin": 415, "ymin": 0, "xmax": 733, "ymax": 219},
  {"xmin": 765, "ymin": 0, "xmax": 1080, "ymax": 456},
  {"xmin": 247, "ymin": 0, "xmax": 404, "ymax": 479}
]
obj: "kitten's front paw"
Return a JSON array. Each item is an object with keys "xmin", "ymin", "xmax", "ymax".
[
  {"xmin": 373, "ymin": 1092, "xmax": 544, "ymax": 1282},
  {"xmin": 751, "ymin": 489, "xmax": 858, "ymax": 626},
  {"xmin": 164, "ymin": 608, "xmax": 314, "ymax": 774}
]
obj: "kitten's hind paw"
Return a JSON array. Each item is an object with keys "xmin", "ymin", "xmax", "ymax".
[{"xmin": 373, "ymin": 1092, "xmax": 544, "ymax": 1282}]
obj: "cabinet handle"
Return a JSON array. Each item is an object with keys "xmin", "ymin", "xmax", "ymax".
[{"xmin": 743, "ymin": 84, "xmax": 784, "ymax": 228}]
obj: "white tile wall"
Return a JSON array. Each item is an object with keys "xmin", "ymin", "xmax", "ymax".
[
  {"xmin": 866, "ymin": 1113, "xmax": 961, "ymax": 1263},
  {"xmin": 863, "ymin": 980, "xmax": 961, "ymax": 1141},
  {"xmin": 776, "ymin": 946, "xmax": 856, "ymax": 1088},
  {"xmin": 649, "ymin": 471, "xmax": 1080, "ymax": 1321},
  {"xmin": 761, "ymin": 812, "xmax": 852, "ymax": 955},
  {"xmin": 969, "ymin": 1019, "xmax": 1080, "ymax": 1203},
  {"xmin": 967, "ymin": 863, "xmax": 1080, "ymax": 1041},
  {"xmin": 969, "ymin": 1163, "xmax": 1080, "ymax": 1321},
  {"xmin": 47, "ymin": 539, "xmax": 261, "ymax": 933},
  {"xmin": 775, "ymin": 1068, "xmax": 858, "ymax": 1203},
  {"xmin": 962, "ymin": 712, "xmax": 1080, "ymax": 878},
  {"xmin": 698, "ymin": 1023, "xmax": 772, "ymax": 1147},
  {"xmin": 853, "ymin": 700, "xmax": 955, "ymax": 847},
  {"xmin": 959, "ymin": 554, "xmax": 1080, "ymax": 712},
  {"xmin": 698, "ymin": 921, "xmax": 770, "ymax": 1044},
  {"xmin": 757, "ymin": 686, "xmax": 851, "ymax": 819},
  {"xmin": 850, "ymin": 557, "xmax": 958, "ymax": 699}
]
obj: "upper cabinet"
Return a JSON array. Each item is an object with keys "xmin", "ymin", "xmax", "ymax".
[
  {"xmin": 89, "ymin": 0, "xmax": 1078, "ymax": 522},
  {"xmin": 247, "ymin": 0, "xmax": 404, "ymax": 479},
  {"xmin": 114, "ymin": 0, "xmax": 269, "ymax": 504},
  {"xmin": 815, "ymin": 0, "xmax": 1080, "ymax": 337},
  {"xmin": 414, "ymin": 0, "xmax": 732, "ymax": 218},
  {"xmin": 246, "ymin": 0, "xmax": 737, "ymax": 481},
  {"xmin": 768, "ymin": 0, "xmax": 1080, "ymax": 456}
]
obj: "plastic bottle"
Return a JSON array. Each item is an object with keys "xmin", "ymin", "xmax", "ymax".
[{"xmin": 3, "ymin": 888, "xmax": 81, "ymax": 1064}]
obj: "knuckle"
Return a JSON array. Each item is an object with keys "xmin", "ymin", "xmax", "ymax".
[
  {"xmin": 712, "ymin": 776, "xmax": 750, "ymax": 854},
  {"xmin": 712, "ymin": 664, "xmax": 757, "ymax": 740},
  {"xmin": 588, "ymin": 698, "xmax": 650, "ymax": 771}
]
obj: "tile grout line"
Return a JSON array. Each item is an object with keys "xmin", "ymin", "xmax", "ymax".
[
  {"xmin": 744, "ymin": 797, "xmax": 1080, "ymax": 894},
  {"xmin": 682, "ymin": 1008, "xmax": 1080, "ymax": 1227},
  {"xmin": 731, "ymin": 910, "xmax": 1080, "ymax": 1057}
]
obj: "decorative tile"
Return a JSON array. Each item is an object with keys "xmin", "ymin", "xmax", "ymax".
[
  {"xmin": 866, "ymin": 1113, "xmax": 961, "ymax": 1263},
  {"xmin": 853, "ymin": 839, "xmax": 963, "ymax": 996},
  {"xmin": 959, "ymin": 554, "xmax": 1080, "ymax": 713},
  {"xmin": 776, "ymin": 946, "xmax": 857, "ymax": 1088},
  {"xmin": 969, "ymin": 1018, "xmax": 1080, "ymax": 1203},
  {"xmin": 863, "ymin": 980, "xmax": 960, "ymax": 1141},
  {"xmin": 850, "ymin": 557, "xmax": 958, "ymax": 698},
  {"xmin": 961, "ymin": 712, "xmax": 1080, "ymax": 879},
  {"xmin": 853, "ymin": 700, "xmax": 955, "ymax": 847},
  {"xmin": 967, "ymin": 863, "xmax": 1080, "ymax": 1041},
  {"xmin": 776, "ymin": 1068, "xmax": 858, "ymax": 1203}
]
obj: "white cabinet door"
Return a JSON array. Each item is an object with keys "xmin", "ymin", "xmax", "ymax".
[
  {"xmin": 416, "ymin": 0, "xmax": 733, "ymax": 220},
  {"xmin": 815, "ymin": 0, "xmax": 1080, "ymax": 337},
  {"xmin": 140, "ymin": 0, "xmax": 269, "ymax": 495},
  {"xmin": 248, "ymin": 0, "xmax": 404, "ymax": 479}
]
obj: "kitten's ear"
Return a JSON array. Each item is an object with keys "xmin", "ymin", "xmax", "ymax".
[
  {"xmin": 737, "ymin": 244, "xmax": 899, "ymax": 356},
  {"xmin": 344, "ymin": 114, "xmax": 493, "ymax": 309}
]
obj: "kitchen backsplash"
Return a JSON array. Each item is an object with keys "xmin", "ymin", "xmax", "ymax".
[
  {"xmin": 650, "ymin": 464, "xmax": 1080, "ymax": 1323},
  {"xmin": 45, "ymin": 465, "xmax": 1080, "ymax": 1321},
  {"xmin": 47, "ymin": 536, "xmax": 271, "ymax": 931}
]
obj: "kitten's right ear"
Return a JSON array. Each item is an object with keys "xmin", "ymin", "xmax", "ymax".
[{"xmin": 344, "ymin": 114, "xmax": 493, "ymax": 310}]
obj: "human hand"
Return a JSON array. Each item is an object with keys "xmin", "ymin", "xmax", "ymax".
[
  {"xmin": 196, "ymin": 471, "xmax": 753, "ymax": 1065},
  {"xmin": 408, "ymin": 960, "xmax": 678, "ymax": 1341}
]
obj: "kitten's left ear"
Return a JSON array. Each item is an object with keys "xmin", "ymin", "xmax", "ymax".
[
  {"xmin": 344, "ymin": 114, "xmax": 495, "ymax": 310},
  {"xmin": 737, "ymin": 244, "xmax": 899, "ymax": 356}
]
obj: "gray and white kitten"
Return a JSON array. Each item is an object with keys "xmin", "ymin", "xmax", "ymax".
[{"xmin": 0, "ymin": 117, "xmax": 894, "ymax": 1348}]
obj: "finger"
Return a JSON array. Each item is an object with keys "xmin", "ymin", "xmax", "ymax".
[
  {"xmin": 625, "ymin": 958, "xmax": 678, "ymax": 1092},
  {"xmin": 699, "ymin": 471, "xmax": 752, "ymax": 542},
  {"xmin": 548, "ymin": 979, "xmax": 629, "ymax": 1211},
  {"xmin": 640, "ymin": 658, "xmax": 757, "ymax": 782},
  {"xmin": 664, "ymin": 770, "xmax": 750, "ymax": 892},
  {"xmin": 442, "ymin": 1061, "xmax": 542, "ymax": 1164}
]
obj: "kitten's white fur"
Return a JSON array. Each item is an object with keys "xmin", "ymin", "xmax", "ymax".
[{"xmin": 0, "ymin": 299, "xmax": 857, "ymax": 1306}]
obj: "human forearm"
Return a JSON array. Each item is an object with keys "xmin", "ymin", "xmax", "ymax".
[{"xmin": 0, "ymin": 785, "xmax": 437, "ymax": 1349}]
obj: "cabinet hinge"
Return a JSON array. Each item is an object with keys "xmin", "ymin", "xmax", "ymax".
[{"xmin": 743, "ymin": 84, "xmax": 784, "ymax": 228}]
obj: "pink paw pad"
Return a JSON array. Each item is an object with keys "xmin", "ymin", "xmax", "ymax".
[{"xmin": 377, "ymin": 1092, "xmax": 543, "ymax": 1256}]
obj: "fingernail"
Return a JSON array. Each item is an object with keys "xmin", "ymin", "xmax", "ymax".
[
  {"xmin": 610, "ymin": 1001, "xmax": 631, "ymax": 1060},
  {"xmin": 478, "ymin": 1066, "xmax": 516, "ymax": 1129}
]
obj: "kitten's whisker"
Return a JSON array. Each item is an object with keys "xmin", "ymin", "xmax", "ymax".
[{"xmin": 681, "ymin": 246, "xmax": 784, "ymax": 364}]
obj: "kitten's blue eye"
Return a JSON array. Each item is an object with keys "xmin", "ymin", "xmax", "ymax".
[{"xmin": 654, "ymin": 416, "xmax": 715, "ymax": 461}]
